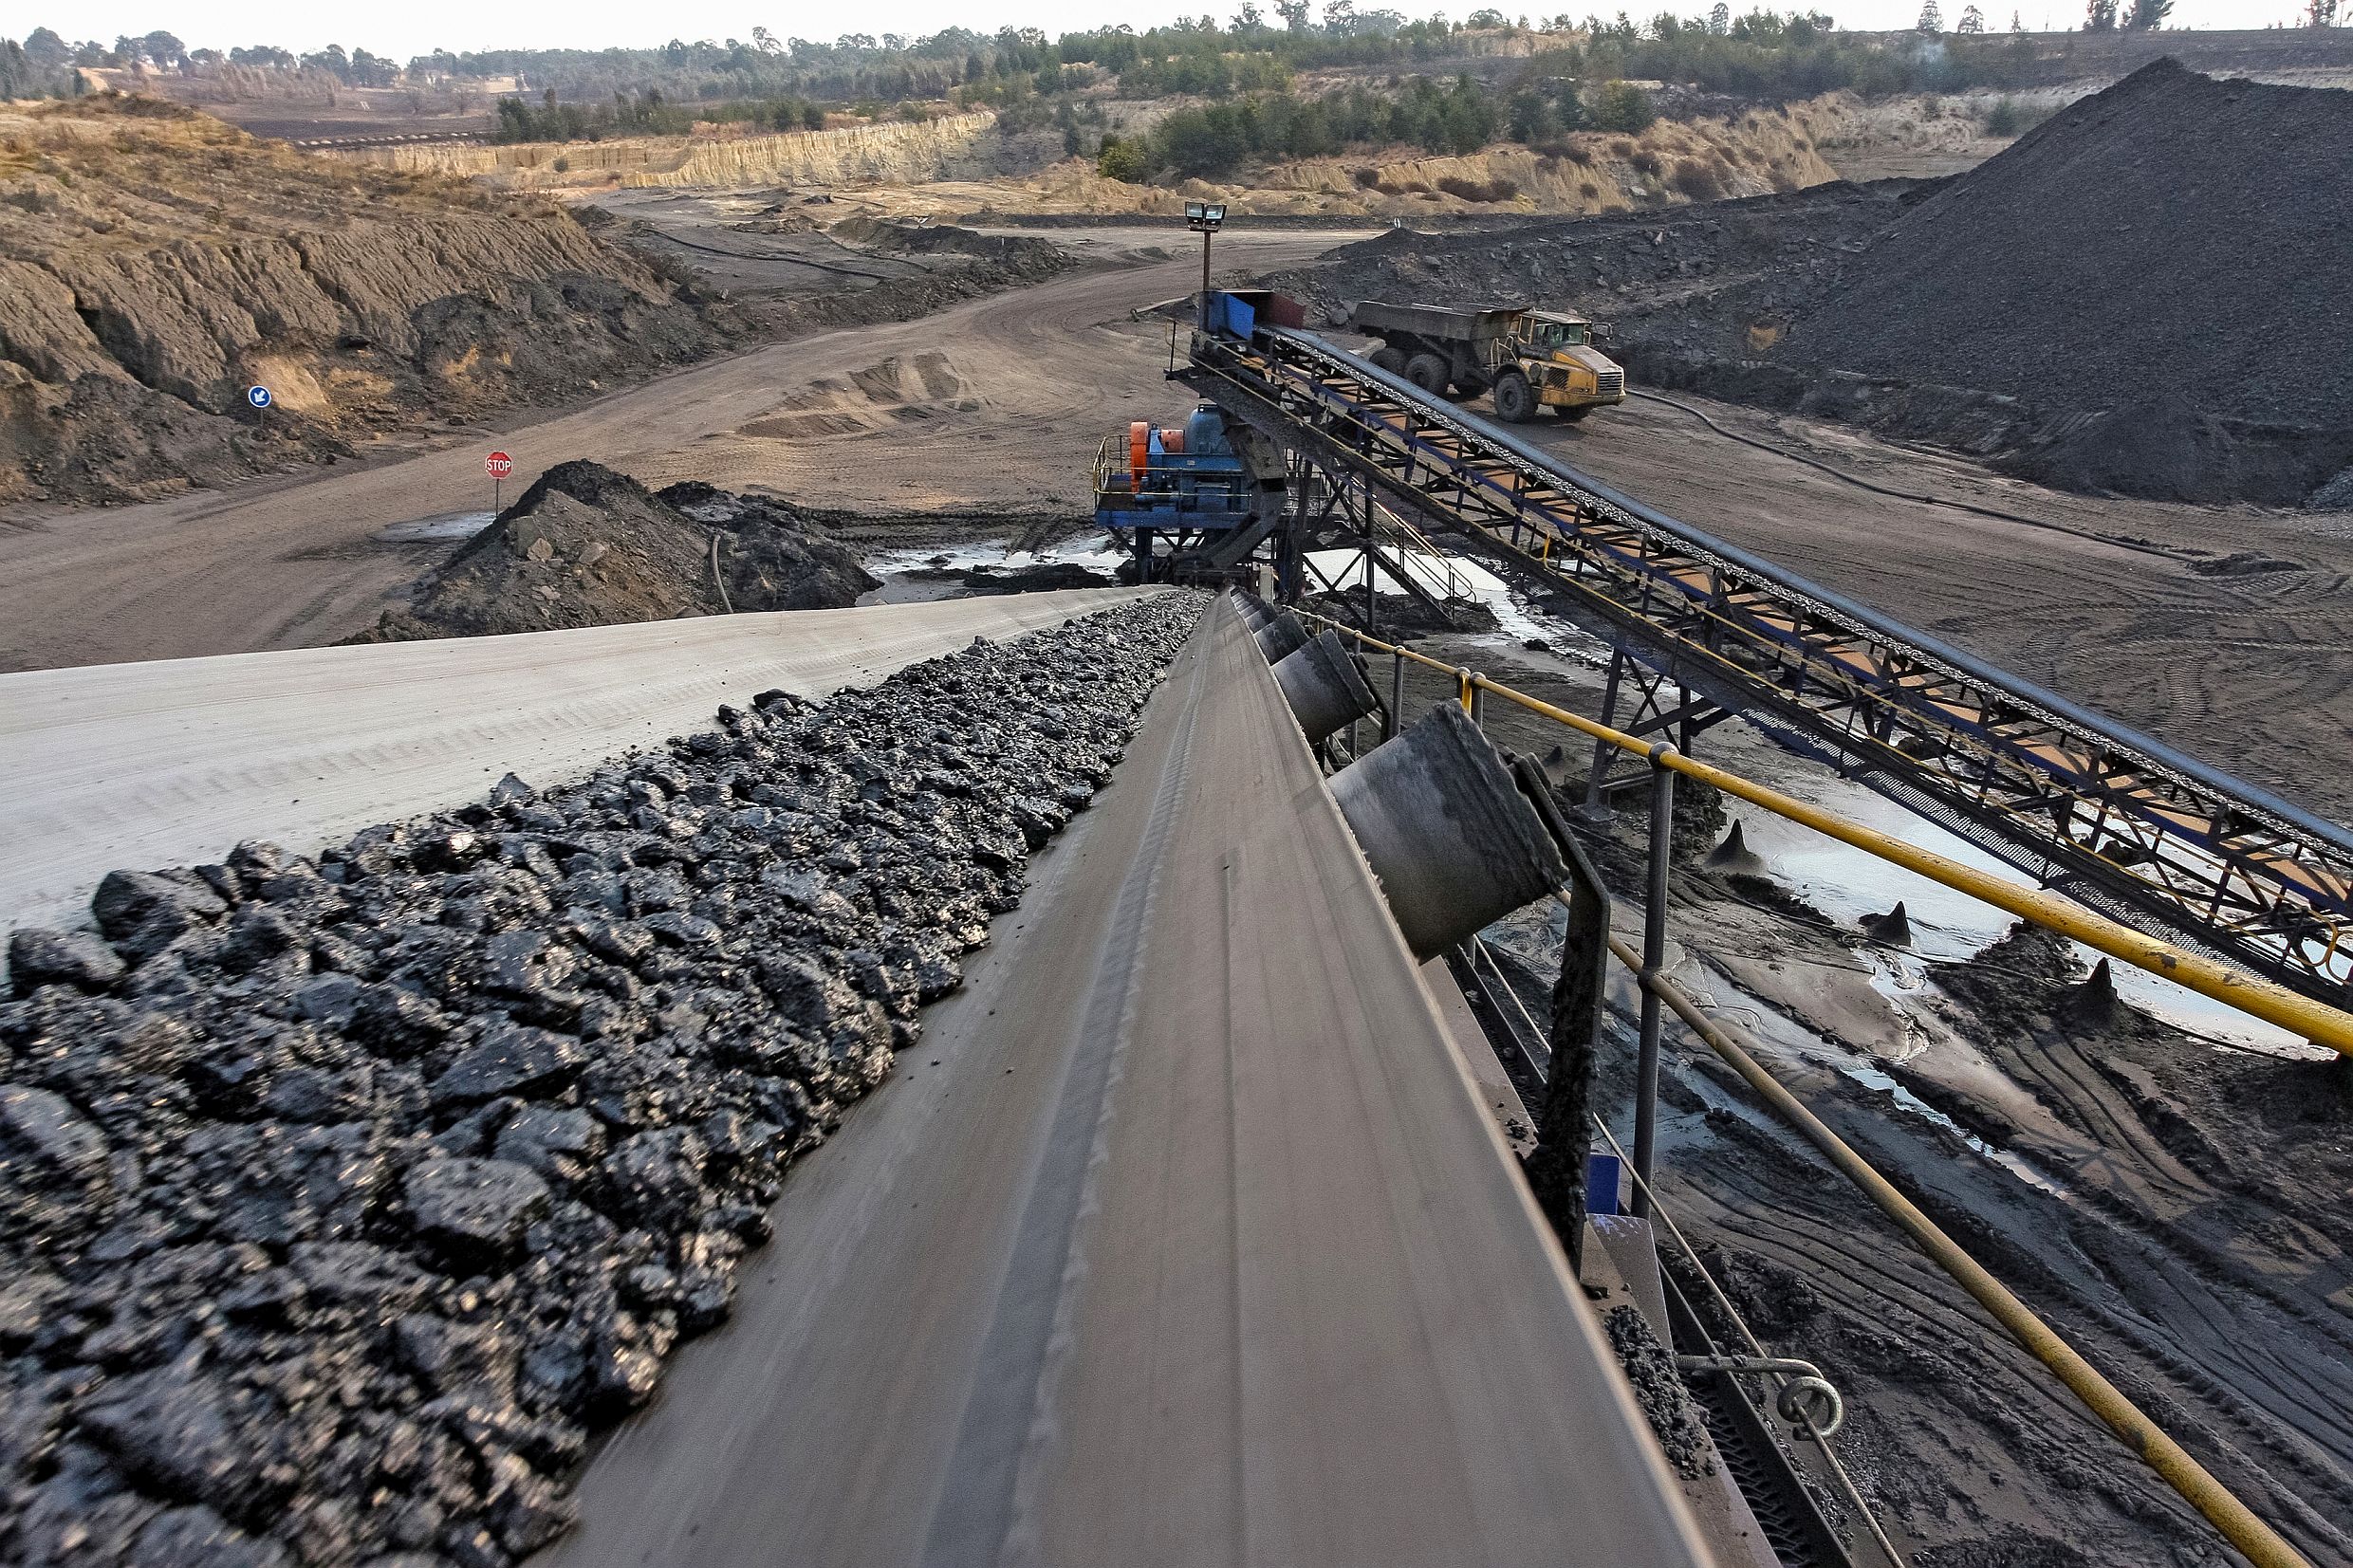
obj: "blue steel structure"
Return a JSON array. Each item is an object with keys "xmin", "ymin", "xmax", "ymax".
[{"xmin": 1093, "ymin": 402, "xmax": 1266, "ymax": 583}]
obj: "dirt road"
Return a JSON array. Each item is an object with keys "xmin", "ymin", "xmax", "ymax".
[
  {"xmin": 0, "ymin": 233, "xmax": 1351, "ymax": 673},
  {"xmin": 1513, "ymin": 393, "xmax": 2353, "ymax": 825}
]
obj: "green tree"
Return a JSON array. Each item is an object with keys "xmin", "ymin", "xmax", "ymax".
[
  {"xmin": 1588, "ymin": 78, "xmax": 1654, "ymax": 131},
  {"xmin": 2123, "ymin": 0, "xmax": 2171, "ymax": 26},
  {"xmin": 1097, "ymin": 134, "xmax": 1149, "ymax": 180}
]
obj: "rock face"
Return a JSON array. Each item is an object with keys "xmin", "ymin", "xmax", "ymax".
[
  {"xmin": 343, "ymin": 462, "xmax": 880, "ymax": 642},
  {"xmin": 0, "ymin": 594, "xmax": 1199, "ymax": 1567},
  {"xmin": 0, "ymin": 97, "xmax": 715, "ymax": 506}
]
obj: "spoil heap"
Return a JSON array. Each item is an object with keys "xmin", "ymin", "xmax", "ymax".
[
  {"xmin": 0, "ymin": 595, "xmax": 1198, "ymax": 1568},
  {"xmin": 0, "ymin": 98, "xmax": 718, "ymax": 507},
  {"xmin": 345, "ymin": 463, "xmax": 879, "ymax": 642}
]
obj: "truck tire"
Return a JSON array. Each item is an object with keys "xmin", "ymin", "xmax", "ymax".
[
  {"xmin": 1493, "ymin": 372, "xmax": 1536, "ymax": 423},
  {"xmin": 1403, "ymin": 354, "xmax": 1451, "ymax": 397},
  {"xmin": 1370, "ymin": 345, "xmax": 1408, "ymax": 376}
]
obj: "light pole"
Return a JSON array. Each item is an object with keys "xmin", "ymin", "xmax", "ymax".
[{"xmin": 1186, "ymin": 200, "xmax": 1227, "ymax": 328}]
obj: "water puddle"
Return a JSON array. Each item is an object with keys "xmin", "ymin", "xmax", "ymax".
[
  {"xmin": 1675, "ymin": 959, "xmax": 2079, "ymax": 1200},
  {"xmin": 857, "ymin": 533, "xmax": 1129, "ymax": 605},
  {"xmin": 1303, "ymin": 545, "xmax": 1611, "ymax": 655},
  {"xmin": 1709, "ymin": 772, "xmax": 2323, "ymax": 1061},
  {"xmin": 376, "ymin": 511, "xmax": 495, "ymax": 544}
]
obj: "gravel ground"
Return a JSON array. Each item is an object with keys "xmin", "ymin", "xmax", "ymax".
[{"xmin": 0, "ymin": 594, "xmax": 1200, "ymax": 1568}]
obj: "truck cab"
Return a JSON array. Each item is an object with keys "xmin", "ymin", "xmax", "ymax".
[{"xmin": 1510, "ymin": 311, "xmax": 1626, "ymax": 422}]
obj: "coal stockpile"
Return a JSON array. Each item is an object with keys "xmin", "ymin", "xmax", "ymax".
[
  {"xmin": 345, "ymin": 463, "xmax": 880, "ymax": 645},
  {"xmin": 0, "ymin": 595, "xmax": 1197, "ymax": 1568},
  {"xmin": 1792, "ymin": 62, "xmax": 2353, "ymax": 435}
]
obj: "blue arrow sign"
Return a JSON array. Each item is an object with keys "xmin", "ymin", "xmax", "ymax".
[{"xmin": 247, "ymin": 385, "xmax": 272, "ymax": 410}]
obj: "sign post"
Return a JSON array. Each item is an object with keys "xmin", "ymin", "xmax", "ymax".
[
  {"xmin": 487, "ymin": 450, "xmax": 513, "ymax": 513},
  {"xmin": 247, "ymin": 385, "xmax": 271, "ymax": 434}
]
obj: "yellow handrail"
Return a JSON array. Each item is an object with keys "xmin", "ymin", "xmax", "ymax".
[
  {"xmin": 1605, "ymin": 930, "xmax": 2316, "ymax": 1568},
  {"xmin": 1303, "ymin": 610, "xmax": 2353, "ymax": 1058}
]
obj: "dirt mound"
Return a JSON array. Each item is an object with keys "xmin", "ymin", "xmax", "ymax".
[
  {"xmin": 1794, "ymin": 62, "xmax": 2353, "ymax": 431},
  {"xmin": 0, "ymin": 97, "xmax": 719, "ymax": 506},
  {"xmin": 345, "ymin": 462, "xmax": 877, "ymax": 642}
]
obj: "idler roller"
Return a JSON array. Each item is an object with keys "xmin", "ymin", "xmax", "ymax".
[
  {"xmin": 1271, "ymin": 630, "xmax": 1381, "ymax": 744},
  {"xmin": 1254, "ymin": 609, "xmax": 1311, "ymax": 664},
  {"xmin": 1330, "ymin": 704, "xmax": 1567, "ymax": 959}
]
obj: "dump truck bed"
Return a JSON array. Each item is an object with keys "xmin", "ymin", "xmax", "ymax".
[{"xmin": 1348, "ymin": 301, "xmax": 1526, "ymax": 344}]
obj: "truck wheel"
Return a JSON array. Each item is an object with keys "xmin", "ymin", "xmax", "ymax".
[
  {"xmin": 1404, "ymin": 354, "xmax": 1451, "ymax": 396},
  {"xmin": 1493, "ymin": 373, "xmax": 1536, "ymax": 423},
  {"xmin": 1370, "ymin": 346, "xmax": 1408, "ymax": 376}
]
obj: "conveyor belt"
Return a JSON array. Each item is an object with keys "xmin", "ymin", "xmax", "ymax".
[
  {"xmin": 0, "ymin": 590, "xmax": 1156, "ymax": 935},
  {"xmin": 1182, "ymin": 318, "xmax": 2353, "ymax": 1005},
  {"xmin": 538, "ymin": 596, "xmax": 1714, "ymax": 1568}
]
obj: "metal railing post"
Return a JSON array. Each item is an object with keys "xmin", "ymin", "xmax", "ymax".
[
  {"xmin": 1469, "ymin": 673, "xmax": 1485, "ymax": 729},
  {"xmin": 1633, "ymin": 747, "xmax": 1675, "ymax": 1215},
  {"xmin": 1386, "ymin": 649, "xmax": 1404, "ymax": 742}
]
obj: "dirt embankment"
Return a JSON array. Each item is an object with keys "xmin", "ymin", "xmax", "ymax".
[
  {"xmin": 334, "ymin": 113, "xmax": 999, "ymax": 194},
  {"xmin": 1275, "ymin": 62, "xmax": 2353, "ymax": 508},
  {"xmin": 0, "ymin": 98, "xmax": 718, "ymax": 507},
  {"xmin": 344, "ymin": 462, "xmax": 877, "ymax": 643},
  {"xmin": 945, "ymin": 96, "xmax": 1846, "ymax": 223}
]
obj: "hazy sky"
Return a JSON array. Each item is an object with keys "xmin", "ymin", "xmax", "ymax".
[{"xmin": 13, "ymin": 0, "xmax": 2320, "ymax": 65}]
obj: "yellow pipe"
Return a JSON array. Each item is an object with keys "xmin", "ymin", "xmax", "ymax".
[
  {"xmin": 1605, "ymin": 933, "xmax": 2315, "ymax": 1568},
  {"xmin": 1304, "ymin": 610, "xmax": 2353, "ymax": 1058}
]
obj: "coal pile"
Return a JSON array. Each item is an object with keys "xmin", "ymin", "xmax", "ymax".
[
  {"xmin": 0, "ymin": 595, "xmax": 1198, "ymax": 1568},
  {"xmin": 346, "ymin": 464, "xmax": 879, "ymax": 643},
  {"xmin": 1274, "ymin": 62, "xmax": 2353, "ymax": 506},
  {"xmin": 1793, "ymin": 62, "xmax": 2353, "ymax": 435}
]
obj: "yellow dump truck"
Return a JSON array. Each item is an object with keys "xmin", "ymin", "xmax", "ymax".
[{"xmin": 1348, "ymin": 301, "xmax": 1627, "ymax": 423}]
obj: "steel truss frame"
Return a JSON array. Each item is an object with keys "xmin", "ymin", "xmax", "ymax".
[{"xmin": 1180, "ymin": 323, "xmax": 2353, "ymax": 1005}]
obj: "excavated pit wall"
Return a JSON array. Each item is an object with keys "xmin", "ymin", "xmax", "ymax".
[
  {"xmin": 0, "ymin": 594, "xmax": 1200, "ymax": 1568},
  {"xmin": 335, "ymin": 114, "xmax": 999, "ymax": 193}
]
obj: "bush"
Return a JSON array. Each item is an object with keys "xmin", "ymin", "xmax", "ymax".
[
  {"xmin": 1983, "ymin": 96, "xmax": 2030, "ymax": 136},
  {"xmin": 551, "ymin": 155, "xmax": 571, "ymax": 173},
  {"xmin": 1096, "ymin": 135, "xmax": 1148, "ymax": 182},
  {"xmin": 1670, "ymin": 158, "xmax": 1724, "ymax": 199},
  {"xmin": 1436, "ymin": 175, "xmax": 1518, "ymax": 202},
  {"xmin": 1589, "ymin": 80, "xmax": 1657, "ymax": 134}
]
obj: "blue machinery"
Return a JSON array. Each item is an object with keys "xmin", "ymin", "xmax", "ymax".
[{"xmin": 1175, "ymin": 290, "xmax": 2353, "ymax": 1007}]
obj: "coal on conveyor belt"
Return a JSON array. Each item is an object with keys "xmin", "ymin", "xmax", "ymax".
[{"xmin": 0, "ymin": 594, "xmax": 1199, "ymax": 1568}]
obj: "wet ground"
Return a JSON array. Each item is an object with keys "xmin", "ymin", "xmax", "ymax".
[{"xmin": 1364, "ymin": 588, "xmax": 2353, "ymax": 1566}]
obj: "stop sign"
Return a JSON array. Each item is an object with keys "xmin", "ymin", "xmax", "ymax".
[{"xmin": 486, "ymin": 451, "xmax": 514, "ymax": 480}]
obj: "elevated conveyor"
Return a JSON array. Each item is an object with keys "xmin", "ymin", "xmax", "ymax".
[
  {"xmin": 1181, "ymin": 308, "xmax": 2353, "ymax": 1005},
  {"xmin": 540, "ymin": 596, "xmax": 1715, "ymax": 1568},
  {"xmin": 0, "ymin": 590, "xmax": 1155, "ymax": 935}
]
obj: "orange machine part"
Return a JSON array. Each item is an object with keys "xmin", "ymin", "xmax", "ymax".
[{"xmin": 1129, "ymin": 421, "xmax": 1150, "ymax": 479}]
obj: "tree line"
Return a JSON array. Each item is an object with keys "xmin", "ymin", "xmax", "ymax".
[{"xmin": 1096, "ymin": 70, "xmax": 1660, "ymax": 181}]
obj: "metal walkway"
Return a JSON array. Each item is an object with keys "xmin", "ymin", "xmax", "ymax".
[
  {"xmin": 540, "ymin": 597, "xmax": 1714, "ymax": 1568},
  {"xmin": 1181, "ymin": 314, "xmax": 2353, "ymax": 1005}
]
